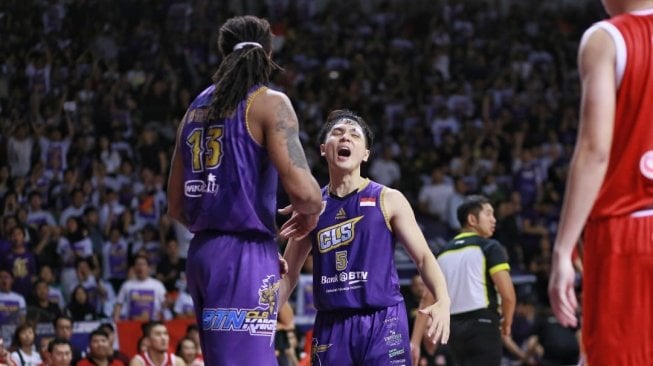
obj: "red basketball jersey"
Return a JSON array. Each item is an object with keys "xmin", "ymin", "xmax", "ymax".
[{"xmin": 589, "ymin": 11, "xmax": 653, "ymax": 219}]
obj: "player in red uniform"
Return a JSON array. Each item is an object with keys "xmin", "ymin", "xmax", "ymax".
[{"xmin": 548, "ymin": 1, "xmax": 653, "ymax": 365}]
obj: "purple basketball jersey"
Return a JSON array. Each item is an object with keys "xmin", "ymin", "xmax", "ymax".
[
  {"xmin": 179, "ymin": 85, "xmax": 278, "ymax": 236},
  {"xmin": 311, "ymin": 179, "xmax": 403, "ymax": 310}
]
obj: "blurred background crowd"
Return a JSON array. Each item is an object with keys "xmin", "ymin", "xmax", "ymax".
[{"xmin": 0, "ymin": 0, "xmax": 603, "ymax": 365}]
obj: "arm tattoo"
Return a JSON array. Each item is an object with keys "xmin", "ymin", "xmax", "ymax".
[
  {"xmin": 275, "ymin": 102, "xmax": 310, "ymax": 170},
  {"xmin": 287, "ymin": 134, "xmax": 310, "ymax": 170}
]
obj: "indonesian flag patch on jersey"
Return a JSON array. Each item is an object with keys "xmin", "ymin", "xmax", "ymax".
[{"xmin": 360, "ymin": 197, "xmax": 376, "ymax": 207}]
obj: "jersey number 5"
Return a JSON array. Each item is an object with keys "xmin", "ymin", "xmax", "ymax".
[
  {"xmin": 335, "ymin": 250, "xmax": 348, "ymax": 271},
  {"xmin": 186, "ymin": 127, "xmax": 224, "ymax": 172}
]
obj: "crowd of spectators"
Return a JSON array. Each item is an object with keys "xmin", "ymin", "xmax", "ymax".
[{"xmin": 0, "ymin": 0, "xmax": 605, "ymax": 364}]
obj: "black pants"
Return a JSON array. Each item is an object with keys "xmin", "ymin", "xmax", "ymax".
[{"xmin": 449, "ymin": 309, "xmax": 502, "ymax": 366}]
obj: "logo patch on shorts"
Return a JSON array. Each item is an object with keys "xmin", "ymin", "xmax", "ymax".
[
  {"xmin": 388, "ymin": 347, "xmax": 406, "ymax": 358},
  {"xmin": 201, "ymin": 275, "xmax": 279, "ymax": 336},
  {"xmin": 311, "ymin": 338, "xmax": 332, "ymax": 366},
  {"xmin": 640, "ymin": 150, "xmax": 653, "ymax": 179},
  {"xmin": 384, "ymin": 330, "xmax": 403, "ymax": 347}
]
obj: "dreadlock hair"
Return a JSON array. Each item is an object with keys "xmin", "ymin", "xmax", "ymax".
[
  {"xmin": 318, "ymin": 109, "xmax": 374, "ymax": 149},
  {"xmin": 208, "ymin": 15, "xmax": 281, "ymax": 120}
]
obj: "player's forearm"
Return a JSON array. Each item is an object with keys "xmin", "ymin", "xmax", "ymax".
[
  {"xmin": 286, "ymin": 175, "xmax": 322, "ymax": 215},
  {"xmin": 166, "ymin": 146, "xmax": 189, "ymax": 227},
  {"xmin": 279, "ymin": 239, "xmax": 311, "ymax": 306},
  {"xmin": 278, "ymin": 273, "xmax": 299, "ymax": 308},
  {"xmin": 554, "ymin": 145, "xmax": 609, "ymax": 257},
  {"xmin": 416, "ymin": 254, "xmax": 450, "ymax": 306},
  {"xmin": 411, "ymin": 312, "xmax": 429, "ymax": 347}
]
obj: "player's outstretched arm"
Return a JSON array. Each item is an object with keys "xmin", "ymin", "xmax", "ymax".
[{"xmin": 385, "ymin": 188, "xmax": 450, "ymax": 345}]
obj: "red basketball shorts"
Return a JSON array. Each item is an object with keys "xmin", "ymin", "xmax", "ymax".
[{"xmin": 582, "ymin": 211, "xmax": 653, "ymax": 365}]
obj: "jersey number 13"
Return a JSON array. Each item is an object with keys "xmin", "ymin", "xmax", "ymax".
[{"xmin": 186, "ymin": 126, "xmax": 224, "ymax": 172}]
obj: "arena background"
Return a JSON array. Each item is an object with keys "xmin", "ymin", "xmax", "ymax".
[{"xmin": 0, "ymin": 0, "xmax": 606, "ymax": 364}]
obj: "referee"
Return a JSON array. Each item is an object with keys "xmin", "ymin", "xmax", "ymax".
[{"xmin": 411, "ymin": 195, "xmax": 516, "ymax": 366}]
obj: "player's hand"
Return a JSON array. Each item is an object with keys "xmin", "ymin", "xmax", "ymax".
[
  {"xmin": 410, "ymin": 342, "xmax": 421, "ymax": 366},
  {"xmin": 419, "ymin": 299, "xmax": 450, "ymax": 346},
  {"xmin": 548, "ymin": 253, "xmax": 579, "ymax": 327},
  {"xmin": 278, "ymin": 203, "xmax": 323, "ymax": 240}
]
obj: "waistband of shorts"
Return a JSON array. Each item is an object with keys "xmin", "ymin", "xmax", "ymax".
[
  {"xmin": 192, "ymin": 229, "xmax": 275, "ymax": 242},
  {"xmin": 451, "ymin": 308, "xmax": 498, "ymax": 320},
  {"xmin": 318, "ymin": 301, "xmax": 403, "ymax": 316}
]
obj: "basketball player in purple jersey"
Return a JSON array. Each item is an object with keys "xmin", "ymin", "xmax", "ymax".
[
  {"xmin": 166, "ymin": 16, "xmax": 322, "ymax": 366},
  {"xmin": 279, "ymin": 110, "xmax": 451, "ymax": 365}
]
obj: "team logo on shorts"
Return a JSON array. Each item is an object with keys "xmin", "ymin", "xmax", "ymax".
[
  {"xmin": 258, "ymin": 275, "xmax": 279, "ymax": 316},
  {"xmin": 201, "ymin": 275, "xmax": 279, "ymax": 336},
  {"xmin": 640, "ymin": 150, "xmax": 653, "ymax": 180},
  {"xmin": 388, "ymin": 347, "xmax": 406, "ymax": 359},
  {"xmin": 311, "ymin": 338, "xmax": 332, "ymax": 366},
  {"xmin": 384, "ymin": 330, "xmax": 403, "ymax": 347}
]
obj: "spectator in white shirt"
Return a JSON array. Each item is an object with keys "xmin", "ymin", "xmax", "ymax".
[
  {"xmin": 369, "ymin": 147, "xmax": 401, "ymax": 187},
  {"xmin": 444, "ymin": 177, "xmax": 468, "ymax": 232},
  {"xmin": 113, "ymin": 255, "xmax": 168, "ymax": 322},
  {"xmin": 26, "ymin": 192, "xmax": 56, "ymax": 229},
  {"xmin": 0, "ymin": 269, "xmax": 26, "ymax": 326},
  {"xmin": 10, "ymin": 324, "xmax": 42, "ymax": 366},
  {"xmin": 98, "ymin": 189, "xmax": 125, "ymax": 232},
  {"xmin": 6, "ymin": 124, "xmax": 35, "ymax": 178},
  {"xmin": 430, "ymin": 108, "xmax": 460, "ymax": 146},
  {"xmin": 418, "ymin": 166, "xmax": 454, "ymax": 222},
  {"xmin": 97, "ymin": 135, "xmax": 122, "ymax": 175}
]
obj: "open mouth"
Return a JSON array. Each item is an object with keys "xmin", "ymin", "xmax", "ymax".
[{"xmin": 337, "ymin": 147, "xmax": 351, "ymax": 157}]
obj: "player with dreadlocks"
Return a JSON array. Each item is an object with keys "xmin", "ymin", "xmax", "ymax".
[{"xmin": 167, "ymin": 15, "xmax": 322, "ymax": 366}]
